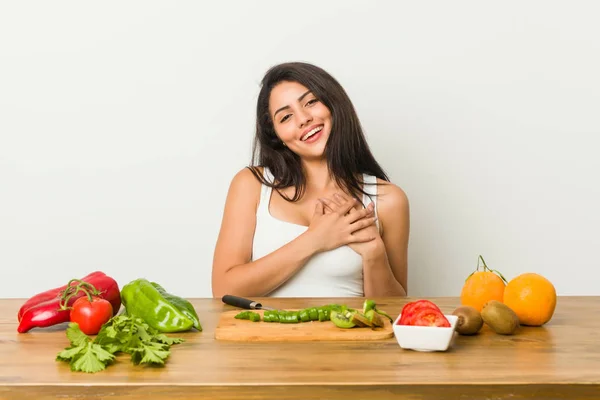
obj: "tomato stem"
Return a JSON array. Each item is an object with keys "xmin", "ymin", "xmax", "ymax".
[{"xmin": 58, "ymin": 279, "xmax": 101, "ymax": 310}]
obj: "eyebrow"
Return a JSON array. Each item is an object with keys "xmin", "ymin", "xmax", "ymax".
[{"xmin": 273, "ymin": 90, "xmax": 312, "ymax": 119}]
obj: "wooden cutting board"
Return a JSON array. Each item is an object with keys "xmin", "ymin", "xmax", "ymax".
[{"xmin": 214, "ymin": 309, "xmax": 394, "ymax": 342}]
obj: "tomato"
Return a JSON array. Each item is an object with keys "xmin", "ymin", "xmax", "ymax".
[
  {"xmin": 410, "ymin": 308, "xmax": 451, "ymax": 327},
  {"xmin": 399, "ymin": 300, "xmax": 443, "ymax": 325},
  {"xmin": 70, "ymin": 296, "xmax": 113, "ymax": 335}
]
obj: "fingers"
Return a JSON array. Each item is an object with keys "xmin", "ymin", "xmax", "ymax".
[
  {"xmin": 350, "ymin": 216, "xmax": 378, "ymax": 233},
  {"xmin": 319, "ymin": 194, "xmax": 355, "ymax": 215},
  {"xmin": 346, "ymin": 203, "xmax": 374, "ymax": 223},
  {"xmin": 347, "ymin": 227, "xmax": 377, "ymax": 243},
  {"xmin": 314, "ymin": 201, "xmax": 324, "ymax": 216},
  {"xmin": 318, "ymin": 197, "xmax": 337, "ymax": 213},
  {"xmin": 338, "ymin": 196, "xmax": 358, "ymax": 215}
]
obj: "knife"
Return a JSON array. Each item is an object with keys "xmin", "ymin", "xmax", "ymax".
[{"xmin": 221, "ymin": 295, "xmax": 275, "ymax": 311}]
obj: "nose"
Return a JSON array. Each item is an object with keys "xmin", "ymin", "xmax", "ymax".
[{"xmin": 297, "ymin": 108, "xmax": 312, "ymax": 128}]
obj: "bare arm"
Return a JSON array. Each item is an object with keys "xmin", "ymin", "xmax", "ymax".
[
  {"xmin": 211, "ymin": 168, "xmax": 314, "ymax": 298},
  {"xmin": 362, "ymin": 183, "xmax": 410, "ymax": 296},
  {"xmin": 211, "ymin": 168, "xmax": 376, "ymax": 298}
]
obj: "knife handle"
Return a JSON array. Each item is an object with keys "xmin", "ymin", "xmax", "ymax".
[{"xmin": 222, "ymin": 295, "xmax": 262, "ymax": 310}]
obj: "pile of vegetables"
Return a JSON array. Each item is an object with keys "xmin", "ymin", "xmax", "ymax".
[
  {"xmin": 234, "ymin": 299, "xmax": 393, "ymax": 329},
  {"xmin": 16, "ymin": 272, "xmax": 201, "ymax": 373},
  {"xmin": 17, "ymin": 271, "xmax": 121, "ymax": 334}
]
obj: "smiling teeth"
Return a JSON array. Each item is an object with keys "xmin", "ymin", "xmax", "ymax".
[{"xmin": 302, "ymin": 126, "xmax": 323, "ymax": 141}]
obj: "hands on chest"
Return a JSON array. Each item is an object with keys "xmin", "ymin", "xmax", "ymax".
[{"xmin": 312, "ymin": 193, "xmax": 385, "ymax": 259}]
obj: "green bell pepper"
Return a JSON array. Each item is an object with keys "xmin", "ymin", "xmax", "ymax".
[
  {"xmin": 151, "ymin": 282, "xmax": 202, "ymax": 331},
  {"xmin": 121, "ymin": 278, "xmax": 198, "ymax": 333}
]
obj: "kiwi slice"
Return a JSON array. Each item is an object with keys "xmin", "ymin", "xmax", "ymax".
[
  {"xmin": 330, "ymin": 309, "xmax": 356, "ymax": 329},
  {"xmin": 365, "ymin": 309, "xmax": 385, "ymax": 328},
  {"xmin": 351, "ymin": 312, "xmax": 373, "ymax": 328}
]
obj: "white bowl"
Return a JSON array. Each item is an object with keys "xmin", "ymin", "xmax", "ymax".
[{"xmin": 392, "ymin": 313, "xmax": 458, "ymax": 352}]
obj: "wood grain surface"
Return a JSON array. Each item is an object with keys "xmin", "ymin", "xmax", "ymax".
[
  {"xmin": 1, "ymin": 296, "xmax": 600, "ymax": 400},
  {"xmin": 214, "ymin": 308, "xmax": 394, "ymax": 341}
]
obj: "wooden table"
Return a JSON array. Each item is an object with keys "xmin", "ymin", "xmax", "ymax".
[{"xmin": 1, "ymin": 296, "xmax": 599, "ymax": 399}]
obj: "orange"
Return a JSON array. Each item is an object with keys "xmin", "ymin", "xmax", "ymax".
[
  {"xmin": 460, "ymin": 255, "xmax": 507, "ymax": 312},
  {"xmin": 504, "ymin": 273, "xmax": 556, "ymax": 326}
]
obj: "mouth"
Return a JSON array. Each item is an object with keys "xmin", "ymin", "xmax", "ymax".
[{"xmin": 301, "ymin": 125, "xmax": 324, "ymax": 142}]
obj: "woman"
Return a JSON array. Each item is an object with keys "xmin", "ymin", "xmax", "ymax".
[{"xmin": 211, "ymin": 62, "xmax": 409, "ymax": 298}]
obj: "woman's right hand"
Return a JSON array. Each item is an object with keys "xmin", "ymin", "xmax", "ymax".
[{"xmin": 306, "ymin": 194, "xmax": 377, "ymax": 253}]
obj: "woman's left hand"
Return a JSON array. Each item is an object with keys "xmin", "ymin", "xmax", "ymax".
[{"xmin": 318, "ymin": 194, "xmax": 386, "ymax": 260}]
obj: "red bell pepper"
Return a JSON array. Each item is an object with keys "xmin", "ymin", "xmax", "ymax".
[
  {"xmin": 17, "ymin": 271, "xmax": 121, "ymax": 333},
  {"xmin": 18, "ymin": 271, "xmax": 103, "ymax": 321}
]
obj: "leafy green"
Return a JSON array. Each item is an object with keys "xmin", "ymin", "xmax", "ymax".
[{"xmin": 56, "ymin": 315, "xmax": 185, "ymax": 373}]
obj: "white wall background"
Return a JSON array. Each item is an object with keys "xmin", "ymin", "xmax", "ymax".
[{"xmin": 1, "ymin": 1, "xmax": 599, "ymax": 299}]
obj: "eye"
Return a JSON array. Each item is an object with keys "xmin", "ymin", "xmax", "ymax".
[
  {"xmin": 306, "ymin": 98, "xmax": 319, "ymax": 106},
  {"xmin": 280, "ymin": 114, "xmax": 291, "ymax": 123}
]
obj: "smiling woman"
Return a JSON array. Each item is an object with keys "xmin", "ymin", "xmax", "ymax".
[{"xmin": 211, "ymin": 62, "xmax": 410, "ymax": 299}]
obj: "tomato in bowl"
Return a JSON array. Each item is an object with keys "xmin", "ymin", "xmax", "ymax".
[{"xmin": 393, "ymin": 299, "xmax": 458, "ymax": 352}]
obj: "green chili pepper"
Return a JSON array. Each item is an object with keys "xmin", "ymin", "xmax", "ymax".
[
  {"xmin": 363, "ymin": 299, "xmax": 376, "ymax": 314},
  {"xmin": 299, "ymin": 309, "xmax": 310, "ymax": 322},
  {"xmin": 279, "ymin": 311, "xmax": 300, "ymax": 323},
  {"xmin": 235, "ymin": 310, "xmax": 261, "ymax": 322},
  {"xmin": 375, "ymin": 309, "xmax": 393, "ymax": 323},
  {"xmin": 362, "ymin": 299, "xmax": 393, "ymax": 323},
  {"xmin": 318, "ymin": 308, "xmax": 327, "ymax": 321},
  {"xmin": 151, "ymin": 282, "xmax": 202, "ymax": 331},
  {"xmin": 263, "ymin": 311, "xmax": 272, "ymax": 322},
  {"xmin": 270, "ymin": 311, "xmax": 280, "ymax": 322},
  {"xmin": 235, "ymin": 311, "xmax": 251, "ymax": 319},
  {"xmin": 249, "ymin": 312, "xmax": 261, "ymax": 322},
  {"xmin": 121, "ymin": 278, "xmax": 195, "ymax": 333},
  {"xmin": 231, "ymin": 304, "xmax": 376, "ymax": 326}
]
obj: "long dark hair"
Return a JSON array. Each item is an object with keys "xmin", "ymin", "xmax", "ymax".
[{"xmin": 248, "ymin": 62, "xmax": 389, "ymax": 203}]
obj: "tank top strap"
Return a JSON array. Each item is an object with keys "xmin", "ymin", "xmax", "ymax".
[
  {"xmin": 257, "ymin": 167, "xmax": 274, "ymax": 215},
  {"xmin": 362, "ymin": 174, "xmax": 380, "ymax": 231}
]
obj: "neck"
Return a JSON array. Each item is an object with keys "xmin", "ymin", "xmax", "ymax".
[{"xmin": 301, "ymin": 158, "xmax": 335, "ymax": 192}]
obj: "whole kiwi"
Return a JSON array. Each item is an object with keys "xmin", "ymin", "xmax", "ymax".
[
  {"xmin": 452, "ymin": 305, "xmax": 484, "ymax": 335},
  {"xmin": 481, "ymin": 300, "xmax": 520, "ymax": 335}
]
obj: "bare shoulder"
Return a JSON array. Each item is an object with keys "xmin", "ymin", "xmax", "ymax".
[
  {"xmin": 374, "ymin": 178, "xmax": 409, "ymax": 236},
  {"xmin": 375, "ymin": 178, "xmax": 409, "ymax": 212},
  {"xmin": 231, "ymin": 166, "xmax": 264, "ymax": 188},
  {"xmin": 227, "ymin": 166, "xmax": 264, "ymax": 208}
]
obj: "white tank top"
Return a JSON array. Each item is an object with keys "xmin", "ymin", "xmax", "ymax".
[{"xmin": 252, "ymin": 167, "xmax": 380, "ymax": 298}]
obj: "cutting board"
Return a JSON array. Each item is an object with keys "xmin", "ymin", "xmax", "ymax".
[{"xmin": 214, "ymin": 309, "xmax": 394, "ymax": 342}]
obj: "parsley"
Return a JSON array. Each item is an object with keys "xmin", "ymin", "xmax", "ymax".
[{"xmin": 56, "ymin": 315, "xmax": 185, "ymax": 373}]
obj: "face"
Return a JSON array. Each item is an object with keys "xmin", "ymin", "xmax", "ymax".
[{"xmin": 269, "ymin": 81, "xmax": 332, "ymax": 160}]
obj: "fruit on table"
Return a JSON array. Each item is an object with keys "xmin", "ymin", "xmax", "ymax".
[
  {"xmin": 460, "ymin": 255, "xmax": 507, "ymax": 312},
  {"xmin": 398, "ymin": 299, "xmax": 451, "ymax": 327},
  {"xmin": 70, "ymin": 295, "xmax": 113, "ymax": 335},
  {"xmin": 399, "ymin": 299, "xmax": 442, "ymax": 324},
  {"xmin": 364, "ymin": 309, "xmax": 385, "ymax": 327},
  {"xmin": 121, "ymin": 278, "xmax": 201, "ymax": 333},
  {"xmin": 17, "ymin": 272, "xmax": 121, "ymax": 333},
  {"xmin": 481, "ymin": 300, "xmax": 520, "ymax": 335},
  {"xmin": 503, "ymin": 273, "xmax": 557, "ymax": 326},
  {"xmin": 452, "ymin": 305, "xmax": 483, "ymax": 335},
  {"xmin": 330, "ymin": 309, "xmax": 357, "ymax": 329}
]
